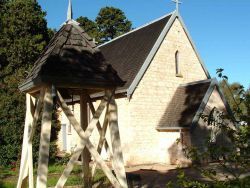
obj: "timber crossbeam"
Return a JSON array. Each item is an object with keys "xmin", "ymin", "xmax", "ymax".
[{"xmin": 17, "ymin": 86, "xmax": 128, "ymax": 188}]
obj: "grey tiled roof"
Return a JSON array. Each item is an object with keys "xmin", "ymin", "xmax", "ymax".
[
  {"xmin": 99, "ymin": 14, "xmax": 172, "ymax": 91},
  {"xmin": 158, "ymin": 80, "xmax": 212, "ymax": 128},
  {"xmin": 19, "ymin": 23, "xmax": 124, "ymax": 92}
]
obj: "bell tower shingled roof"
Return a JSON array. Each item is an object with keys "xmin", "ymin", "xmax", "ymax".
[{"xmin": 19, "ymin": 1, "xmax": 124, "ymax": 92}]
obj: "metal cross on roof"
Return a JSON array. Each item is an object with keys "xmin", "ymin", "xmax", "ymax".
[{"xmin": 172, "ymin": 0, "xmax": 182, "ymax": 12}]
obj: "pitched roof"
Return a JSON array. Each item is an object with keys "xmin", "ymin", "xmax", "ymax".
[
  {"xmin": 99, "ymin": 13, "xmax": 172, "ymax": 91},
  {"xmin": 19, "ymin": 22, "xmax": 124, "ymax": 92},
  {"xmin": 99, "ymin": 11, "xmax": 211, "ymax": 96},
  {"xmin": 157, "ymin": 80, "xmax": 212, "ymax": 129}
]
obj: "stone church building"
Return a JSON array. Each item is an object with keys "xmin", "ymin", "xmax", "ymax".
[{"xmin": 57, "ymin": 10, "xmax": 231, "ymax": 166}]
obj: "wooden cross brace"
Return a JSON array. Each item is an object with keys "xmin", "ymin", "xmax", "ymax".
[
  {"xmin": 55, "ymin": 90, "xmax": 128, "ymax": 188},
  {"xmin": 17, "ymin": 86, "xmax": 128, "ymax": 188},
  {"xmin": 17, "ymin": 88, "xmax": 47, "ymax": 188}
]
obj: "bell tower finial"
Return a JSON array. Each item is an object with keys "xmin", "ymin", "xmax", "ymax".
[
  {"xmin": 67, "ymin": 0, "xmax": 73, "ymax": 20},
  {"xmin": 63, "ymin": 0, "xmax": 79, "ymax": 25}
]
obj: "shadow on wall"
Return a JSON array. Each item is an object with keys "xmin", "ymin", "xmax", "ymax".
[
  {"xmin": 158, "ymin": 82, "xmax": 211, "ymax": 129},
  {"xmin": 168, "ymin": 141, "xmax": 187, "ymax": 165}
]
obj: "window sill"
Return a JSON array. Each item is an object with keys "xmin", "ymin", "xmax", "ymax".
[{"xmin": 176, "ymin": 73, "xmax": 183, "ymax": 78}]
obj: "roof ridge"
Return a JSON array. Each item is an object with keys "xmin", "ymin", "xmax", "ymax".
[
  {"xmin": 98, "ymin": 11, "xmax": 175, "ymax": 48},
  {"xmin": 58, "ymin": 25, "xmax": 73, "ymax": 55},
  {"xmin": 71, "ymin": 24, "xmax": 97, "ymax": 49}
]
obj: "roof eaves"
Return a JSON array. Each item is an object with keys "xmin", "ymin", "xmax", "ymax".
[
  {"xmin": 98, "ymin": 11, "xmax": 175, "ymax": 49},
  {"xmin": 176, "ymin": 12, "xmax": 211, "ymax": 79},
  {"xmin": 90, "ymin": 88, "xmax": 127, "ymax": 99},
  {"xmin": 19, "ymin": 77, "xmax": 42, "ymax": 92},
  {"xmin": 126, "ymin": 11, "xmax": 178, "ymax": 98},
  {"xmin": 156, "ymin": 126, "xmax": 190, "ymax": 131},
  {"xmin": 179, "ymin": 79, "xmax": 212, "ymax": 87}
]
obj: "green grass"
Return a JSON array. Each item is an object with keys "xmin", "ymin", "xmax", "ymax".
[{"xmin": 0, "ymin": 165, "xmax": 110, "ymax": 188}]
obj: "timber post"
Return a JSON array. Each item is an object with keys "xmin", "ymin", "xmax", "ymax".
[{"xmin": 80, "ymin": 90, "xmax": 92, "ymax": 187}]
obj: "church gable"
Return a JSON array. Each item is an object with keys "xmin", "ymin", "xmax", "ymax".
[
  {"xmin": 130, "ymin": 16, "xmax": 210, "ymax": 102},
  {"xmin": 99, "ymin": 11, "xmax": 210, "ymax": 97},
  {"xmin": 160, "ymin": 17, "xmax": 209, "ymax": 82}
]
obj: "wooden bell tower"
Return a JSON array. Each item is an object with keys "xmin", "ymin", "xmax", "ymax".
[{"xmin": 16, "ymin": 13, "xmax": 128, "ymax": 188}]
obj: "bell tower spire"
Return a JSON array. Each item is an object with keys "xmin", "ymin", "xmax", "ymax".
[
  {"xmin": 64, "ymin": 0, "xmax": 79, "ymax": 25},
  {"xmin": 67, "ymin": 0, "xmax": 73, "ymax": 20}
]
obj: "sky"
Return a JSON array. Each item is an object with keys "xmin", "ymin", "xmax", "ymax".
[{"xmin": 37, "ymin": 0, "xmax": 250, "ymax": 88}]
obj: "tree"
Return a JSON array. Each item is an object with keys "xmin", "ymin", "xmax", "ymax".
[
  {"xmin": 0, "ymin": 0, "xmax": 58, "ymax": 167},
  {"xmin": 47, "ymin": 28, "xmax": 57, "ymax": 40},
  {"xmin": 76, "ymin": 16, "xmax": 100, "ymax": 42},
  {"xmin": 219, "ymin": 81, "xmax": 248, "ymax": 118},
  {"xmin": 96, "ymin": 6, "xmax": 132, "ymax": 43}
]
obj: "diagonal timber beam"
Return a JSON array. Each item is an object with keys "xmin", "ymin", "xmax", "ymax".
[
  {"xmin": 17, "ymin": 89, "xmax": 45, "ymax": 188},
  {"xmin": 56, "ymin": 90, "xmax": 121, "ymax": 188},
  {"xmin": 28, "ymin": 89, "xmax": 45, "ymax": 142},
  {"xmin": 87, "ymin": 95, "xmax": 112, "ymax": 154},
  {"xmin": 57, "ymin": 91, "xmax": 108, "ymax": 142},
  {"xmin": 27, "ymin": 89, "xmax": 45, "ymax": 188},
  {"xmin": 91, "ymin": 106, "xmax": 113, "ymax": 177},
  {"xmin": 56, "ymin": 91, "xmax": 108, "ymax": 185}
]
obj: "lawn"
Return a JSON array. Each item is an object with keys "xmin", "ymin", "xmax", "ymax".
[{"xmin": 0, "ymin": 165, "xmax": 110, "ymax": 188}]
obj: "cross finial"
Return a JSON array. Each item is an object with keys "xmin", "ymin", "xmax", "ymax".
[
  {"xmin": 67, "ymin": 0, "xmax": 73, "ymax": 20},
  {"xmin": 172, "ymin": 0, "xmax": 182, "ymax": 12}
]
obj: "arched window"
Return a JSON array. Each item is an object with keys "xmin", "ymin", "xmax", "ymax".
[
  {"xmin": 175, "ymin": 50, "xmax": 180, "ymax": 75},
  {"xmin": 175, "ymin": 50, "xmax": 182, "ymax": 77}
]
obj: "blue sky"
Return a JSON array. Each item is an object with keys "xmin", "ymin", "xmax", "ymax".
[{"xmin": 38, "ymin": 0, "xmax": 250, "ymax": 88}]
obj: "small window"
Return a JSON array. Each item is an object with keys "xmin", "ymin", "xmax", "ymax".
[
  {"xmin": 175, "ymin": 51, "xmax": 183, "ymax": 77},
  {"xmin": 61, "ymin": 124, "xmax": 67, "ymax": 151}
]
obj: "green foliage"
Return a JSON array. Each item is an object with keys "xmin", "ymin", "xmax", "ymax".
[
  {"xmin": 47, "ymin": 28, "xmax": 57, "ymax": 40},
  {"xmin": 96, "ymin": 6, "xmax": 132, "ymax": 43},
  {"xmin": 54, "ymin": 154, "xmax": 71, "ymax": 166},
  {"xmin": 217, "ymin": 68, "xmax": 250, "ymax": 124},
  {"xmin": 0, "ymin": 0, "xmax": 60, "ymax": 167},
  {"xmin": 167, "ymin": 171, "xmax": 250, "ymax": 188},
  {"xmin": 76, "ymin": 16, "xmax": 100, "ymax": 42},
  {"xmin": 176, "ymin": 171, "xmax": 209, "ymax": 188},
  {"xmin": 76, "ymin": 7, "xmax": 132, "ymax": 44}
]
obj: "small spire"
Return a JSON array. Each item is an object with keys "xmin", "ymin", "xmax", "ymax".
[
  {"xmin": 63, "ymin": 0, "xmax": 79, "ymax": 25},
  {"xmin": 67, "ymin": 0, "xmax": 73, "ymax": 20}
]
